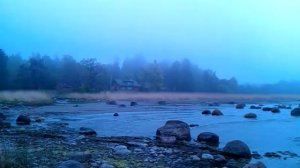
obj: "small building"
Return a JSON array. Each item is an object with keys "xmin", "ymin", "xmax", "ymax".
[{"xmin": 111, "ymin": 79, "xmax": 141, "ymax": 91}]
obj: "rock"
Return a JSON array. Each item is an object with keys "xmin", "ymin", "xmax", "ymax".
[
  {"xmin": 33, "ymin": 117, "xmax": 45, "ymax": 122},
  {"xmin": 118, "ymin": 104, "xmax": 126, "ymax": 108},
  {"xmin": 262, "ymin": 107, "xmax": 272, "ymax": 111},
  {"xmin": 113, "ymin": 113, "xmax": 119, "ymax": 117},
  {"xmin": 214, "ymin": 154, "xmax": 227, "ymax": 164},
  {"xmin": 73, "ymin": 104, "xmax": 79, "ymax": 107},
  {"xmin": 100, "ymin": 163, "xmax": 115, "ymax": 168},
  {"xmin": 156, "ymin": 120, "xmax": 191, "ymax": 143},
  {"xmin": 79, "ymin": 127, "xmax": 97, "ymax": 136},
  {"xmin": 190, "ymin": 155, "xmax": 201, "ymax": 161},
  {"xmin": 236, "ymin": 103, "xmax": 246, "ymax": 109},
  {"xmin": 208, "ymin": 102, "xmax": 220, "ymax": 106},
  {"xmin": 68, "ymin": 151, "xmax": 92, "ymax": 162},
  {"xmin": 130, "ymin": 101, "xmax": 138, "ymax": 106},
  {"xmin": 0, "ymin": 113, "xmax": 6, "ymax": 120},
  {"xmin": 243, "ymin": 161, "xmax": 266, "ymax": 168},
  {"xmin": 16, "ymin": 115, "xmax": 31, "ymax": 125},
  {"xmin": 57, "ymin": 160, "xmax": 84, "ymax": 168},
  {"xmin": 264, "ymin": 152, "xmax": 281, "ymax": 158},
  {"xmin": 107, "ymin": 100, "xmax": 117, "ymax": 105},
  {"xmin": 223, "ymin": 140, "xmax": 251, "ymax": 158},
  {"xmin": 291, "ymin": 108, "xmax": 300, "ymax": 116},
  {"xmin": 202, "ymin": 110, "xmax": 211, "ymax": 115},
  {"xmin": 158, "ymin": 101, "xmax": 167, "ymax": 105},
  {"xmin": 0, "ymin": 121, "xmax": 11, "ymax": 129},
  {"xmin": 197, "ymin": 132, "xmax": 219, "ymax": 145},
  {"xmin": 244, "ymin": 113, "xmax": 257, "ymax": 119},
  {"xmin": 113, "ymin": 145, "xmax": 131, "ymax": 155},
  {"xmin": 189, "ymin": 124, "xmax": 199, "ymax": 127},
  {"xmin": 271, "ymin": 107, "xmax": 280, "ymax": 113},
  {"xmin": 212, "ymin": 109, "xmax": 223, "ymax": 116},
  {"xmin": 201, "ymin": 153, "xmax": 214, "ymax": 160},
  {"xmin": 252, "ymin": 151, "xmax": 262, "ymax": 159},
  {"xmin": 250, "ymin": 105, "xmax": 261, "ymax": 109}
]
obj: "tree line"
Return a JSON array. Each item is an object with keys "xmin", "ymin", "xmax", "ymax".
[{"xmin": 11, "ymin": 49, "xmax": 300, "ymax": 93}]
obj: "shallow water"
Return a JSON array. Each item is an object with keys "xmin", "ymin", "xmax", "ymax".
[{"xmin": 35, "ymin": 101, "xmax": 300, "ymax": 167}]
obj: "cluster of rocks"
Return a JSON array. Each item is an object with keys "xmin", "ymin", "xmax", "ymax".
[{"xmin": 201, "ymin": 109, "xmax": 223, "ymax": 116}]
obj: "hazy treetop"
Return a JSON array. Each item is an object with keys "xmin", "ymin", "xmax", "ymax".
[{"xmin": 0, "ymin": 0, "xmax": 300, "ymax": 84}]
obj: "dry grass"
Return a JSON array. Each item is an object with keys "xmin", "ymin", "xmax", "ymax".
[
  {"xmin": 0, "ymin": 91, "xmax": 54, "ymax": 105},
  {"xmin": 61, "ymin": 92, "xmax": 300, "ymax": 103}
]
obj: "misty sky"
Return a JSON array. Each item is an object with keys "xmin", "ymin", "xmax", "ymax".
[{"xmin": 1, "ymin": 0, "xmax": 300, "ymax": 84}]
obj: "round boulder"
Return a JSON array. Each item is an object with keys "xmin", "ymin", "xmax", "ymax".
[
  {"xmin": 16, "ymin": 115, "xmax": 31, "ymax": 125},
  {"xmin": 156, "ymin": 120, "xmax": 191, "ymax": 143},
  {"xmin": 197, "ymin": 132, "xmax": 219, "ymax": 145},
  {"xmin": 291, "ymin": 108, "xmax": 300, "ymax": 116},
  {"xmin": 236, "ymin": 103, "xmax": 246, "ymax": 109},
  {"xmin": 202, "ymin": 110, "xmax": 211, "ymax": 115},
  {"xmin": 244, "ymin": 113, "xmax": 257, "ymax": 119},
  {"xmin": 243, "ymin": 161, "xmax": 266, "ymax": 168},
  {"xmin": 212, "ymin": 109, "xmax": 223, "ymax": 116},
  {"xmin": 223, "ymin": 140, "xmax": 251, "ymax": 158}
]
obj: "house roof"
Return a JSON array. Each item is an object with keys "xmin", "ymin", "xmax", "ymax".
[{"xmin": 113, "ymin": 79, "xmax": 141, "ymax": 87}]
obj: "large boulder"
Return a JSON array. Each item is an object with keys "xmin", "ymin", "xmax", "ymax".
[
  {"xmin": 197, "ymin": 132, "xmax": 219, "ymax": 145},
  {"xmin": 156, "ymin": 120, "xmax": 191, "ymax": 143},
  {"xmin": 244, "ymin": 113, "xmax": 257, "ymax": 119},
  {"xmin": 243, "ymin": 161, "xmax": 266, "ymax": 168},
  {"xmin": 57, "ymin": 160, "xmax": 84, "ymax": 168},
  {"xmin": 223, "ymin": 140, "xmax": 251, "ymax": 158},
  {"xmin": 236, "ymin": 103, "xmax": 246, "ymax": 109},
  {"xmin": 291, "ymin": 108, "xmax": 300, "ymax": 116},
  {"xmin": 212, "ymin": 109, "xmax": 223, "ymax": 116},
  {"xmin": 16, "ymin": 115, "xmax": 31, "ymax": 125}
]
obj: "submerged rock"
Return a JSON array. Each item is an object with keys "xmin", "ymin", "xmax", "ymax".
[
  {"xmin": 79, "ymin": 127, "xmax": 97, "ymax": 136},
  {"xmin": 262, "ymin": 107, "xmax": 272, "ymax": 111},
  {"xmin": 202, "ymin": 110, "xmax": 211, "ymax": 115},
  {"xmin": 244, "ymin": 113, "xmax": 257, "ymax": 119},
  {"xmin": 158, "ymin": 101, "xmax": 167, "ymax": 105},
  {"xmin": 291, "ymin": 108, "xmax": 300, "ymax": 116},
  {"xmin": 249, "ymin": 105, "xmax": 261, "ymax": 109},
  {"xmin": 107, "ymin": 100, "xmax": 117, "ymax": 105},
  {"xmin": 156, "ymin": 120, "xmax": 191, "ymax": 143},
  {"xmin": 271, "ymin": 107, "xmax": 280, "ymax": 113},
  {"xmin": 243, "ymin": 161, "xmax": 267, "ymax": 168},
  {"xmin": 197, "ymin": 132, "xmax": 219, "ymax": 145},
  {"xmin": 223, "ymin": 140, "xmax": 251, "ymax": 158},
  {"xmin": 113, "ymin": 113, "xmax": 119, "ymax": 117},
  {"xmin": 212, "ymin": 109, "xmax": 223, "ymax": 116},
  {"xmin": 16, "ymin": 115, "xmax": 31, "ymax": 125},
  {"xmin": 130, "ymin": 101, "xmax": 138, "ymax": 106},
  {"xmin": 189, "ymin": 124, "xmax": 199, "ymax": 127},
  {"xmin": 57, "ymin": 160, "xmax": 84, "ymax": 168},
  {"xmin": 236, "ymin": 103, "xmax": 246, "ymax": 109}
]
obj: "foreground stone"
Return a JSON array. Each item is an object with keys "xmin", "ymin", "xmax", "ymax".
[
  {"xmin": 57, "ymin": 160, "xmax": 84, "ymax": 168},
  {"xmin": 244, "ymin": 113, "xmax": 257, "ymax": 119},
  {"xmin": 223, "ymin": 140, "xmax": 251, "ymax": 158},
  {"xmin": 197, "ymin": 132, "xmax": 219, "ymax": 146},
  {"xmin": 16, "ymin": 115, "xmax": 31, "ymax": 125},
  {"xmin": 243, "ymin": 161, "xmax": 266, "ymax": 168},
  {"xmin": 156, "ymin": 120, "xmax": 191, "ymax": 144},
  {"xmin": 291, "ymin": 108, "xmax": 300, "ymax": 116},
  {"xmin": 113, "ymin": 145, "xmax": 131, "ymax": 155}
]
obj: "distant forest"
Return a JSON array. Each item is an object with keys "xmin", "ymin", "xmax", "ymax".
[{"xmin": 0, "ymin": 49, "xmax": 300, "ymax": 93}]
